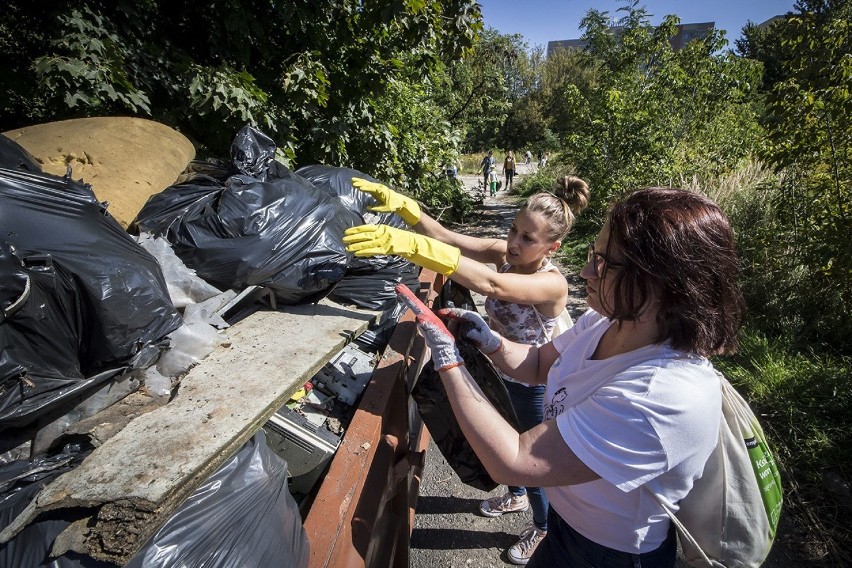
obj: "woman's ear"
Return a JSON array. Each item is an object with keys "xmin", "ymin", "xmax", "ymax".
[{"xmin": 548, "ymin": 241, "xmax": 561, "ymax": 255}]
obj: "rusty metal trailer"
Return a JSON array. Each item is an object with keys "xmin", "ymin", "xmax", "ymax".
[{"xmin": 304, "ymin": 270, "xmax": 441, "ymax": 568}]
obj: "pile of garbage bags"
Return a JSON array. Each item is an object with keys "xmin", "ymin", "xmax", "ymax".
[
  {"xmin": 0, "ymin": 140, "xmax": 182, "ymax": 430},
  {"xmin": 1, "ymin": 123, "xmax": 418, "ymax": 566},
  {"xmin": 1, "ymin": 124, "xmax": 420, "ymax": 432},
  {"xmin": 133, "ymin": 125, "xmax": 418, "ymax": 309}
]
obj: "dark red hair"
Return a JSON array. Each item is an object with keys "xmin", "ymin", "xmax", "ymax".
[{"xmin": 604, "ymin": 188, "xmax": 745, "ymax": 356}]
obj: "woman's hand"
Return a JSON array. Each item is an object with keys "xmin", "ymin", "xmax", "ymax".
[
  {"xmin": 439, "ymin": 308, "xmax": 503, "ymax": 355},
  {"xmin": 351, "ymin": 177, "xmax": 421, "ymax": 225},
  {"xmin": 343, "ymin": 224, "xmax": 460, "ymax": 276},
  {"xmin": 395, "ymin": 285, "xmax": 464, "ymax": 372}
]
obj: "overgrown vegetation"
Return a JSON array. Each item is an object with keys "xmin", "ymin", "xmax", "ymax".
[
  {"xmin": 510, "ymin": 1, "xmax": 851, "ymax": 561},
  {"xmin": 2, "ymin": 0, "xmax": 850, "ymax": 561}
]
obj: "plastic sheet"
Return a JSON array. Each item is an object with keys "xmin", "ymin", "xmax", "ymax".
[
  {"xmin": 133, "ymin": 127, "xmax": 361, "ymax": 305},
  {"xmin": 135, "ymin": 233, "xmax": 223, "ymax": 308},
  {"xmin": 155, "ymin": 322, "xmax": 224, "ymax": 379},
  {"xmin": 411, "ymin": 281, "xmax": 520, "ymax": 492},
  {"xmin": 126, "ymin": 431, "xmax": 309, "ymax": 568}
]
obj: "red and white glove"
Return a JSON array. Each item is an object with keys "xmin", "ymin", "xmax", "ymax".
[
  {"xmin": 438, "ymin": 308, "xmax": 503, "ymax": 355},
  {"xmin": 395, "ymin": 285, "xmax": 464, "ymax": 372}
]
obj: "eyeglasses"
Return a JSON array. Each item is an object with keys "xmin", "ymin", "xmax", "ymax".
[{"xmin": 587, "ymin": 242, "xmax": 622, "ymax": 277}]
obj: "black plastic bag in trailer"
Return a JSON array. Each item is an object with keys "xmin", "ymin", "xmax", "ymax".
[
  {"xmin": 133, "ymin": 168, "xmax": 361, "ymax": 305},
  {"xmin": 295, "ymin": 165, "xmax": 409, "ymax": 230},
  {"xmin": 133, "ymin": 126, "xmax": 363, "ymax": 305},
  {"xmin": 411, "ymin": 281, "xmax": 521, "ymax": 492},
  {"xmin": 296, "ymin": 165, "xmax": 421, "ymax": 310},
  {"xmin": 0, "ymin": 161, "xmax": 182, "ymax": 429}
]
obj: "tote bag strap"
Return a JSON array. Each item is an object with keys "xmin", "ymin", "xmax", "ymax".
[{"xmin": 649, "ymin": 491, "xmax": 714, "ymax": 566}]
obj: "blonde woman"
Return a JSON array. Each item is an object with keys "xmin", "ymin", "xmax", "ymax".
[{"xmin": 342, "ymin": 175, "xmax": 590, "ymax": 564}]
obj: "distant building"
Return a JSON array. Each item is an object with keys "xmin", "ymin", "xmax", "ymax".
[
  {"xmin": 547, "ymin": 21, "xmax": 715, "ymax": 57},
  {"xmin": 754, "ymin": 15, "xmax": 785, "ymax": 29}
]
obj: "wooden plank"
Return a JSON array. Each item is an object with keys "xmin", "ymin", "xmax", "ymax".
[{"xmin": 0, "ymin": 300, "xmax": 377, "ymax": 564}]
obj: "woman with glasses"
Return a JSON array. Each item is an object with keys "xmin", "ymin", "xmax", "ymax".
[
  {"xmin": 342, "ymin": 174, "xmax": 590, "ymax": 564},
  {"xmin": 397, "ymin": 187, "xmax": 746, "ymax": 567}
]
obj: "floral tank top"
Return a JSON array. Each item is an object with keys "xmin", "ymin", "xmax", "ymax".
[{"xmin": 484, "ymin": 260, "xmax": 561, "ymax": 384}]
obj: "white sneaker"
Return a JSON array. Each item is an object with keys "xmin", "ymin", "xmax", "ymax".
[
  {"xmin": 507, "ymin": 523, "xmax": 547, "ymax": 565},
  {"xmin": 479, "ymin": 491, "xmax": 529, "ymax": 517}
]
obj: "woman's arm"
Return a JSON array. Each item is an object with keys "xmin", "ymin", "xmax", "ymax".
[
  {"xmin": 440, "ymin": 364, "xmax": 599, "ymax": 488},
  {"xmin": 442, "ymin": 309, "xmax": 561, "ymax": 385},
  {"xmin": 413, "ymin": 212, "xmax": 507, "ymax": 267},
  {"xmin": 451, "ymin": 257, "xmax": 568, "ymax": 314}
]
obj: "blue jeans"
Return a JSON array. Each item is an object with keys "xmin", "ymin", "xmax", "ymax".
[
  {"xmin": 527, "ymin": 508, "xmax": 676, "ymax": 568},
  {"xmin": 504, "ymin": 379, "xmax": 549, "ymax": 531}
]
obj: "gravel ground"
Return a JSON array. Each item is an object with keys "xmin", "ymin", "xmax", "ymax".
[{"xmin": 408, "ymin": 172, "xmax": 800, "ymax": 567}]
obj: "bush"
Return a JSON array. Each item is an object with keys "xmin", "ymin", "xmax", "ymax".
[{"xmin": 416, "ymin": 174, "xmax": 477, "ymax": 223}]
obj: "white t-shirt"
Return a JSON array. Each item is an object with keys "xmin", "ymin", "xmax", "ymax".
[{"xmin": 543, "ymin": 309, "xmax": 721, "ymax": 553}]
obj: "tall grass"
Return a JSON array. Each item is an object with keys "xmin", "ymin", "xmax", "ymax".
[{"xmin": 700, "ymin": 161, "xmax": 852, "ymax": 561}]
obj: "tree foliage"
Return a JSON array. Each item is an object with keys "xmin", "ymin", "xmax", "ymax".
[
  {"xmin": 1, "ymin": 0, "xmax": 481, "ymax": 189},
  {"xmin": 730, "ymin": 0, "xmax": 851, "ymax": 348},
  {"xmin": 544, "ymin": 1, "xmax": 763, "ymax": 219}
]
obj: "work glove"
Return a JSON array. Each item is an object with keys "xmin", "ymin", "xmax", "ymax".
[
  {"xmin": 395, "ymin": 284, "xmax": 464, "ymax": 372},
  {"xmin": 343, "ymin": 224, "xmax": 461, "ymax": 276},
  {"xmin": 351, "ymin": 177, "xmax": 422, "ymax": 226},
  {"xmin": 439, "ymin": 308, "xmax": 503, "ymax": 355}
]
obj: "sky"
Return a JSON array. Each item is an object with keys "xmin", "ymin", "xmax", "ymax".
[{"xmin": 479, "ymin": 0, "xmax": 798, "ymax": 50}]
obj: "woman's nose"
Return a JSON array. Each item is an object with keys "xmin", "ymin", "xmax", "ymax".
[{"xmin": 580, "ymin": 259, "xmax": 596, "ymax": 280}]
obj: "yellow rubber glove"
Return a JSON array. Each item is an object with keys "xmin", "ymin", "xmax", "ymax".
[
  {"xmin": 343, "ymin": 224, "xmax": 460, "ymax": 276},
  {"xmin": 351, "ymin": 177, "xmax": 422, "ymax": 226}
]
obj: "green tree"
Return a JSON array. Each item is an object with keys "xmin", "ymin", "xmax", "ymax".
[
  {"xmin": 548, "ymin": 1, "xmax": 762, "ymax": 219},
  {"xmin": 436, "ymin": 28, "xmax": 527, "ymax": 152},
  {"xmin": 735, "ymin": 0, "xmax": 852, "ymax": 348},
  {"xmin": 1, "ymin": 0, "xmax": 482, "ymax": 187}
]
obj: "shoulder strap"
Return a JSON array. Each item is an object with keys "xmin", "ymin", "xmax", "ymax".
[{"xmin": 531, "ymin": 305, "xmax": 552, "ymax": 342}]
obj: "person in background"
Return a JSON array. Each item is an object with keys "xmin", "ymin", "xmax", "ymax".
[
  {"xmin": 503, "ymin": 150, "xmax": 517, "ymax": 191},
  {"xmin": 445, "ymin": 159, "xmax": 459, "ymax": 179},
  {"xmin": 342, "ymin": 175, "xmax": 591, "ymax": 564},
  {"xmin": 481, "ymin": 150, "xmax": 496, "ymax": 188},
  {"xmin": 488, "ymin": 165, "xmax": 500, "ymax": 197},
  {"xmin": 525, "ymin": 150, "xmax": 532, "ymax": 166},
  {"xmin": 399, "ymin": 187, "xmax": 746, "ymax": 567}
]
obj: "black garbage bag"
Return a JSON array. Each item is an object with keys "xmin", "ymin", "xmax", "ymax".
[
  {"xmin": 295, "ymin": 165, "xmax": 408, "ymax": 229},
  {"xmin": 133, "ymin": 128, "xmax": 360, "ymax": 305},
  {"xmin": 0, "ymin": 162, "xmax": 182, "ymax": 428},
  {"xmin": 411, "ymin": 281, "xmax": 520, "ymax": 492},
  {"xmin": 296, "ymin": 165, "xmax": 420, "ymax": 310},
  {"xmin": 328, "ymin": 258, "xmax": 421, "ymax": 311},
  {"xmin": 0, "ymin": 245, "xmax": 88, "ymax": 428},
  {"xmin": 126, "ymin": 431, "xmax": 309, "ymax": 568},
  {"xmin": 0, "ymin": 136, "xmax": 41, "ymax": 173}
]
